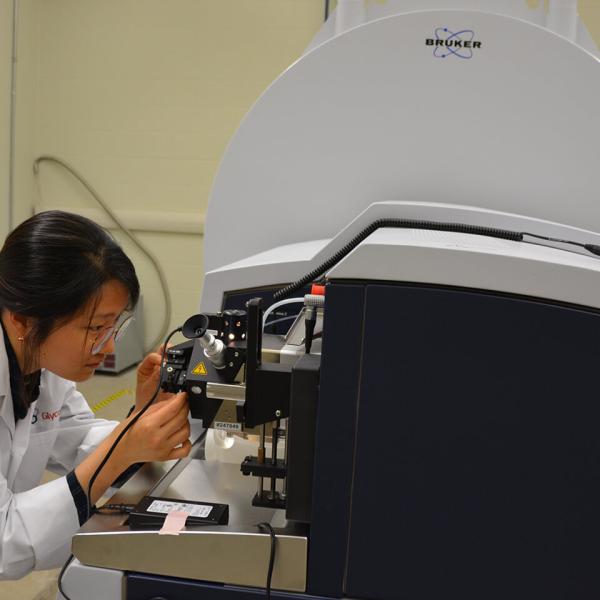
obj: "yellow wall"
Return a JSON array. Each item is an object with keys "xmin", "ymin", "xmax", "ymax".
[
  {"xmin": 579, "ymin": 0, "xmax": 600, "ymax": 45},
  {"xmin": 16, "ymin": 0, "xmax": 324, "ymax": 344},
  {"xmin": 0, "ymin": 0, "xmax": 14, "ymax": 241},
  {"xmin": 6, "ymin": 0, "xmax": 600, "ymax": 347},
  {"xmin": 12, "ymin": 0, "xmax": 37, "ymax": 232}
]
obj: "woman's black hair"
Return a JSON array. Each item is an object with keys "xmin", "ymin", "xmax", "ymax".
[{"xmin": 0, "ymin": 210, "xmax": 140, "ymax": 379}]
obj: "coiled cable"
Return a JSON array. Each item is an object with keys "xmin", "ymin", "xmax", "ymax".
[{"xmin": 273, "ymin": 218, "xmax": 600, "ymax": 300}]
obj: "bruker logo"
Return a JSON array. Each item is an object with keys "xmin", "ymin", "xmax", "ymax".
[{"xmin": 426, "ymin": 28, "xmax": 482, "ymax": 59}]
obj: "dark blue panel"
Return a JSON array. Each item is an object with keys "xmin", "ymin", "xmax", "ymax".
[
  {"xmin": 345, "ymin": 284, "xmax": 600, "ymax": 600},
  {"xmin": 307, "ymin": 283, "xmax": 365, "ymax": 598},
  {"xmin": 126, "ymin": 573, "xmax": 331, "ymax": 600}
]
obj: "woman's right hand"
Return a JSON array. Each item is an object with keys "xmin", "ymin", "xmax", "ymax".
[{"xmin": 115, "ymin": 392, "xmax": 191, "ymax": 466}]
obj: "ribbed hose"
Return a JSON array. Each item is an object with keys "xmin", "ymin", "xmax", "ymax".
[{"xmin": 273, "ymin": 219, "xmax": 523, "ymax": 301}]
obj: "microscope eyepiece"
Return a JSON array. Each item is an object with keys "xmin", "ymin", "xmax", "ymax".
[{"xmin": 182, "ymin": 314, "xmax": 209, "ymax": 339}]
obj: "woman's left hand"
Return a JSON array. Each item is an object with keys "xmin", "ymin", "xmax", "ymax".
[{"xmin": 135, "ymin": 345, "xmax": 176, "ymax": 411}]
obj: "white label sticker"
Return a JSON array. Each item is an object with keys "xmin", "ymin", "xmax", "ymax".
[
  {"xmin": 147, "ymin": 500, "xmax": 213, "ymax": 518},
  {"xmin": 214, "ymin": 421, "xmax": 242, "ymax": 431}
]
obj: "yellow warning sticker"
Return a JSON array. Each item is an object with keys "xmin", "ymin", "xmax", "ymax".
[{"xmin": 192, "ymin": 362, "xmax": 207, "ymax": 375}]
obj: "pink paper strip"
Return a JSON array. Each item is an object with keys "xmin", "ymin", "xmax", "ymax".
[{"xmin": 159, "ymin": 510, "xmax": 190, "ymax": 535}]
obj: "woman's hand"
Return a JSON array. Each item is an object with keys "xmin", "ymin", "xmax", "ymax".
[
  {"xmin": 117, "ymin": 392, "xmax": 192, "ymax": 467},
  {"xmin": 135, "ymin": 344, "xmax": 178, "ymax": 411},
  {"xmin": 75, "ymin": 392, "xmax": 191, "ymax": 505}
]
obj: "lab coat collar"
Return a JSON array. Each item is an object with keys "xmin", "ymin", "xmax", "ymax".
[
  {"xmin": 0, "ymin": 328, "xmax": 15, "ymax": 437},
  {"xmin": 7, "ymin": 400, "xmax": 33, "ymax": 484},
  {"xmin": 0, "ymin": 330, "xmax": 36, "ymax": 483}
]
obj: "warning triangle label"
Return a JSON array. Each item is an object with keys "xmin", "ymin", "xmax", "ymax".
[{"xmin": 192, "ymin": 362, "xmax": 207, "ymax": 375}]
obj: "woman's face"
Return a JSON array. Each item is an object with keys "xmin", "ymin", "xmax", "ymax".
[{"xmin": 38, "ymin": 279, "xmax": 130, "ymax": 382}]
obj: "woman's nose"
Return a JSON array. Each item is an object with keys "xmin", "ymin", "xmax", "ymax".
[{"xmin": 101, "ymin": 334, "xmax": 116, "ymax": 355}]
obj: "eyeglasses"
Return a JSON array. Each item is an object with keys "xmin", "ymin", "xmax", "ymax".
[{"xmin": 91, "ymin": 314, "xmax": 134, "ymax": 355}]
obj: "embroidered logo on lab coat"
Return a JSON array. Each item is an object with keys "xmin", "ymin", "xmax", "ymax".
[{"xmin": 41, "ymin": 410, "xmax": 60, "ymax": 421}]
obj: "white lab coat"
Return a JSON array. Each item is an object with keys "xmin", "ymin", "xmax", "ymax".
[{"xmin": 0, "ymin": 332, "xmax": 118, "ymax": 579}]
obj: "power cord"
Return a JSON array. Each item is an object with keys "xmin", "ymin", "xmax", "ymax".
[
  {"xmin": 304, "ymin": 306, "xmax": 317, "ymax": 354},
  {"xmin": 58, "ymin": 326, "xmax": 182, "ymax": 599},
  {"xmin": 273, "ymin": 218, "xmax": 600, "ymax": 300},
  {"xmin": 57, "ymin": 553, "xmax": 75, "ymax": 600},
  {"xmin": 257, "ymin": 522, "xmax": 277, "ymax": 600},
  {"xmin": 96, "ymin": 503, "xmax": 136, "ymax": 514},
  {"xmin": 86, "ymin": 327, "xmax": 182, "ymax": 519},
  {"xmin": 62, "ymin": 521, "xmax": 277, "ymax": 599},
  {"xmin": 32, "ymin": 155, "xmax": 173, "ymax": 353}
]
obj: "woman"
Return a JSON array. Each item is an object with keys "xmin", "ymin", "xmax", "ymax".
[{"xmin": 0, "ymin": 210, "xmax": 191, "ymax": 579}]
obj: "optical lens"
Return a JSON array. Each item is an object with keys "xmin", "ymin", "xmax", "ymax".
[
  {"xmin": 114, "ymin": 315, "xmax": 134, "ymax": 342},
  {"xmin": 91, "ymin": 328, "xmax": 114, "ymax": 355}
]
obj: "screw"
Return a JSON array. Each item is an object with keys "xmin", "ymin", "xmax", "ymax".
[
  {"xmin": 167, "ymin": 366, "xmax": 173, "ymax": 373},
  {"xmin": 229, "ymin": 362, "xmax": 234, "ymax": 367},
  {"xmin": 275, "ymin": 410, "xmax": 281, "ymax": 417},
  {"xmin": 234, "ymin": 352, "xmax": 239, "ymax": 357},
  {"xmin": 191, "ymin": 386, "xmax": 203, "ymax": 395}
]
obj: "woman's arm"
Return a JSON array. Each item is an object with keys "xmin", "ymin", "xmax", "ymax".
[
  {"xmin": 45, "ymin": 377, "xmax": 120, "ymax": 476},
  {"xmin": 0, "ymin": 390, "xmax": 189, "ymax": 580},
  {"xmin": 74, "ymin": 392, "xmax": 191, "ymax": 506}
]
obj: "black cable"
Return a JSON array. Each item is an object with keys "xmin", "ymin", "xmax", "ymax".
[
  {"xmin": 272, "ymin": 218, "xmax": 600, "ymax": 301},
  {"xmin": 58, "ymin": 327, "xmax": 183, "ymax": 598},
  {"xmin": 96, "ymin": 503, "xmax": 136, "ymax": 514},
  {"xmin": 86, "ymin": 327, "xmax": 182, "ymax": 519},
  {"xmin": 301, "ymin": 330, "xmax": 322, "ymax": 345},
  {"xmin": 525, "ymin": 231, "xmax": 600, "ymax": 256},
  {"xmin": 57, "ymin": 553, "xmax": 75, "ymax": 600},
  {"xmin": 257, "ymin": 522, "xmax": 277, "ymax": 600},
  {"xmin": 304, "ymin": 306, "xmax": 317, "ymax": 354},
  {"xmin": 58, "ymin": 327, "xmax": 183, "ymax": 597},
  {"xmin": 324, "ymin": 0, "xmax": 330, "ymax": 21}
]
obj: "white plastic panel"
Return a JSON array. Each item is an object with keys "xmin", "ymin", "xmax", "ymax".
[
  {"xmin": 60, "ymin": 558, "xmax": 124, "ymax": 600},
  {"xmin": 328, "ymin": 228, "xmax": 600, "ymax": 310},
  {"xmin": 203, "ymin": 10, "xmax": 600, "ymax": 293},
  {"xmin": 201, "ymin": 201, "xmax": 600, "ymax": 312}
]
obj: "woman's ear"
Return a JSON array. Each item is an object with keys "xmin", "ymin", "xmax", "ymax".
[{"xmin": 5, "ymin": 310, "xmax": 32, "ymax": 340}]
